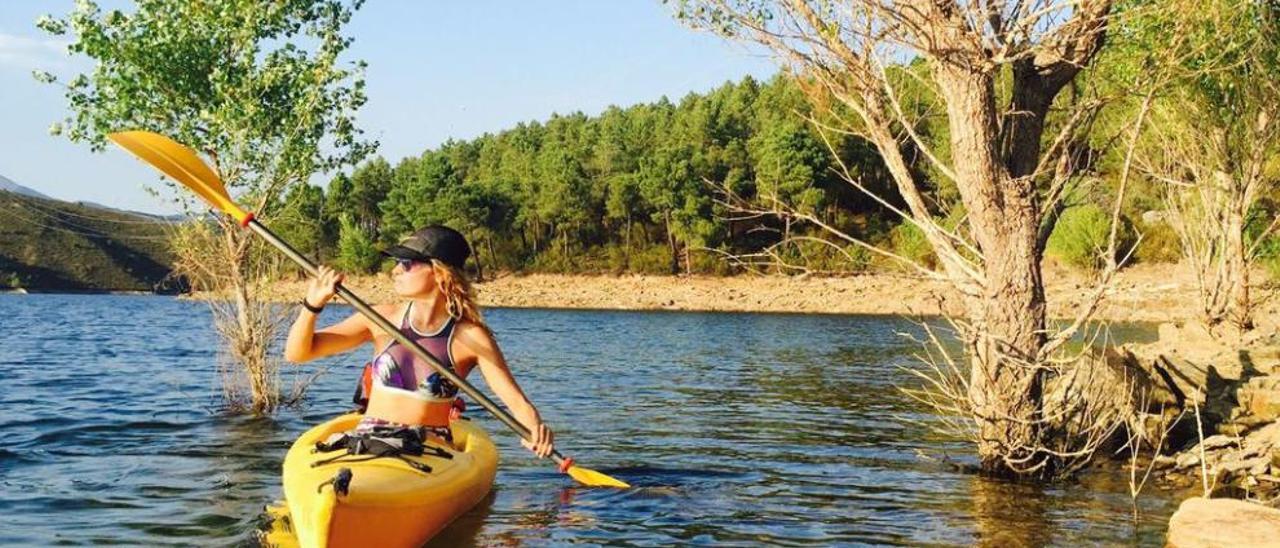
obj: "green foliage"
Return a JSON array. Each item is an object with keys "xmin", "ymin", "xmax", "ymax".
[
  {"xmin": 1046, "ymin": 205, "xmax": 1137, "ymax": 270},
  {"xmin": 1257, "ymin": 237, "xmax": 1280, "ymax": 283},
  {"xmin": 1247, "ymin": 200, "xmax": 1280, "ymax": 283},
  {"xmin": 1133, "ymin": 219, "xmax": 1181, "ymax": 264},
  {"xmin": 628, "ymin": 244, "xmax": 683, "ymax": 275},
  {"xmin": 334, "ymin": 215, "xmax": 380, "ymax": 274},
  {"xmin": 889, "ymin": 222, "xmax": 936, "ymax": 269},
  {"xmin": 3, "ymin": 272, "xmax": 23, "ymax": 289},
  {"xmin": 316, "ymin": 73, "xmax": 899, "ymax": 276},
  {"xmin": 270, "ymin": 183, "xmax": 327, "ymax": 262},
  {"xmin": 36, "ymin": 0, "xmax": 374, "ymax": 211}
]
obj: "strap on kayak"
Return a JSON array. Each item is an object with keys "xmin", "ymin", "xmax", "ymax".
[
  {"xmin": 313, "ymin": 451, "xmax": 435, "ymax": 474},
  {"xmin": 309, "ymin": 427, "xmax": 454, "ymax": 475}
]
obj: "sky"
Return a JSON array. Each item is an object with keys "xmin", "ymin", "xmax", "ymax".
[{"xmin": 0, "ymin": 1, "xmax": 778, "ymax": 215}]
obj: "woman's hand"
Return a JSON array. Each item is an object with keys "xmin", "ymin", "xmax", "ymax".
[
  {"xmin": 305, "ymin": 265, "xmax": 344, "ymax": 310},
  {"xmin": 521, "ymin": 422, "xmax": 555, "ymax": 459}
]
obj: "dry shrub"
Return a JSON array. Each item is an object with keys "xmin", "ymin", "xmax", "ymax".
[{"xmin": 170, "ymin": 219, "xmax": 322, "ymax": 413}]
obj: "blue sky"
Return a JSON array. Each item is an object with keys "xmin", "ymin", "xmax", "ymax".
[{"xmin": 0, "ymin": 1, "xmax": 777, "ymax": 214}]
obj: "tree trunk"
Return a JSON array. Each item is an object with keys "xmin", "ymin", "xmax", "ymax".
[
  {"xmin": 474, "ymin": 237, "xmax": 486, "ymax": 282},
  {"xmin": 938, "ymin": 65, "xmax": 1051, "ymax": 477},
  {"xmin": 223, "ymin": 227, "xmax": 275, "ymax": 414},
  {"xmin": 486, "ymin": 237, "xmax": 498, "ymax": 274},
  {"xmin": 1225, "ymin": 202, "xmax": 1252, "ymax": 330},
  {"xmin": 624, "ymin": 212, "xmax": 632, "ymax": 267},
  {"xmin": 664, "ymin": 212, "xmax": 680, "ymax": 274},
  {"xmin": 968, "ymin": 216, "xmax": 1049, "ymax": 477}
]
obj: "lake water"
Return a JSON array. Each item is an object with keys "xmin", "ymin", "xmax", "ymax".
[{"xmin": 0, "ymin": 294, "xmax": 1180, "ymax": 546}]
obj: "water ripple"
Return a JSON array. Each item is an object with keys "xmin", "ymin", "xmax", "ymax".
[{"xmin": 0, "ymin": 296, "xmax": 1176, "ymax": 546}]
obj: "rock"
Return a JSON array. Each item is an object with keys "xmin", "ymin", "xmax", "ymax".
[
  {"xmin": 1220, "ymin": 455, "xmax": 1272, "ymax": 475},
  {"xmin": 1244, "ymin": 386, "xmax": 1280, "ymax": 420},
  {"xmin": 1245, "ymin": 346, "xmax": 1280, "ymax": 375},
  {"xmin": 1199, "ymin": 435, "xmax": 1237, "ymax": 451},
  {"xmin": 1243, "ymin": 420, "xmax": 1280, "ymax": 446},
  {"xmin": 1167, "ymin": 497, "xmax": 1280, "ymax": 547},
  {"xmin": 1219, "ymin": 414, "xmax": 1273, "ymax": 436},
  {"xmin": 1176, "ymin": 452, "xmax": 1202, "ymax": 470}
]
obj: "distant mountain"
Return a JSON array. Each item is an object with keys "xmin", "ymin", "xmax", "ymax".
[
  {"xmin": 0, "ymin": 190, "xmax": 182, "ymax": 293},
  {"xmin": 0, "ymin": 174, "xmax": 51, "ymax": 200},
  {"xmin": 74, "ymin": 200, "xmax": 187, "ymax": 223}
]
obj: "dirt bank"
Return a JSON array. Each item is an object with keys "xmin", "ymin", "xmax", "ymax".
[{"xmin": 205, "ymin": 262, "xmax": 1279, "ymax": 324}]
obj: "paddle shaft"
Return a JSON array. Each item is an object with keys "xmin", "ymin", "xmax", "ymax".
[{"xmin": 247, "ymin": 219, "xmax": 570, "ymax": 466}]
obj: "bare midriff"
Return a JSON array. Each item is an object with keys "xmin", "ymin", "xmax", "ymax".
[{"xmin": 365, "ymin": 384, "xmax": 453, "ymax": 427}]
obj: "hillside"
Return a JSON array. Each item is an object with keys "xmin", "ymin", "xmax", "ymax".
[{"xmin": 0, "ymin": 189, "xmax": 179, "ymax": 292}]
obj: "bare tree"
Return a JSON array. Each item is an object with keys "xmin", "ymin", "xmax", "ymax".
[
  {"xmin": 674, "ymin": 0, "xmax": 1122, "ymax": 478},
  {"xmin": 1135, "ymin": 0, "xmax": 1280, "ymax": 336}
]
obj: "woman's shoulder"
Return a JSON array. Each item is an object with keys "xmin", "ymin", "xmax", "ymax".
[
  {"xmin": 359, "ymin": 302, "xmax": 406, "ymax": 326},
  {"xmin": 452, "ymin": 318, "xmax": 496, "ymax": 345}
]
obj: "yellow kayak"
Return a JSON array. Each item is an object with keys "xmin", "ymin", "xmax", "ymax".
[{"xmin": 275, "ymin": 413, "xmax": 498, "ymax": 548}]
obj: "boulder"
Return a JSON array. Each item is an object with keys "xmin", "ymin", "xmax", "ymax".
[
  {"xmin": 1243, "ymin": 346, "xmax": 1280, "ymax": 376},
  {"xmin": 1238, "ymin": 376, "xmax": 1280, "ymax": 421},
  {"xmin": 1167, "ymin": 497, "xmax": 1280, "ymax": 547}
]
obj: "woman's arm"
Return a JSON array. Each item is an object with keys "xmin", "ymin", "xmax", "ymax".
[
  {"xmin": 284, "ymin": 311, "xmax": 371, "ymax": 363},
  {"xmin": 458, "ymin": 324, "xmax": 555, "ymax": 458},
  {"xmin": 283, "ymin": 265, "xmax": 374, "ymax": 363}
]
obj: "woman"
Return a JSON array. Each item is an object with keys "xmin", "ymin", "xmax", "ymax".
[{"xmin": 283, "ymin": 225, "xmax": 554, "ymax": 458}]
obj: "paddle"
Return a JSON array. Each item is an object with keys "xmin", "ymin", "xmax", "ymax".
[{"xmin": 108, "ymin": 130, "xmax": 629, "ymax": 489}]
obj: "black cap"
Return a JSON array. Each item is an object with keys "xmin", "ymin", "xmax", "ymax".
[{"xmin": 381, "ymin": 225, "xmax": 471, "ymax": 270}]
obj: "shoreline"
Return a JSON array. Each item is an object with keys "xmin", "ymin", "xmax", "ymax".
[
  {"xmin": 0, "ymin": 288, "xmax": 167, "ymax": 296},
  {"xmin": 191, "ymin": 262, "xmax": 1279, "ymax": 325}
]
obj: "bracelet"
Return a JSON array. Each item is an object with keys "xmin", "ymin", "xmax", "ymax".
[{"xmin": 300, "ymin": 298, "xmax": 325, "ymax": 314}]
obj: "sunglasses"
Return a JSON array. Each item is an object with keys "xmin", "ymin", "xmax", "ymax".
[{"xmin": 394, "ymin": 257, "xmax": 436, "ymax": 271}]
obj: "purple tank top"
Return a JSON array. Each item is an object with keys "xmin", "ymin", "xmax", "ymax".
[{"xmin": 369, "ymin": 303, "xmax": 460, "ymax": 401}]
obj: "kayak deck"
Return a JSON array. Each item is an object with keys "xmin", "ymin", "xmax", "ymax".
[{"xmin": 271, "ymin": 413, "xmax": 498, "ymax": 548}]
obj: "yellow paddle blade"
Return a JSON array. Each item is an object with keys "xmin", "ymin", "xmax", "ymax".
[
  {"xmin": 107, "ymin": 131, "xmax": 251, "ymax": 224},
  {"xmin": 566, "ymin": 465, "xmax": 630, "ymax": 488}
]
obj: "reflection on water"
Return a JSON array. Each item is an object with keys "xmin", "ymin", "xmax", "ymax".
[{"xmin": 0, "ymin": 295, "xmax": 1176, "ymax": 546}]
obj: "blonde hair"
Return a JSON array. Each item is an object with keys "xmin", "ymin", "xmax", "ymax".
[{"xmin": 430, "ymin": 260, "xmax": 489, "ymax": 333}]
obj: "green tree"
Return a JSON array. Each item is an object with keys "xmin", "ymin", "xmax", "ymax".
[
  {"xmin": 334, "ymin": 214, "xmax": 380, "ymax": 273},
  {"xmin": 271, "ymin": 183, "xmax": 327, "ymax": 264},
  {"xmin": 347, "ymin": 156, "xmax": 393, "ymax": 237},
  {"xmin": 1123, "ymin": 0, "xmax": 1280, "ymax": 333},
  {"xmin": 37, "ymin": 0, "xmax": 374, "ymax": 412}
]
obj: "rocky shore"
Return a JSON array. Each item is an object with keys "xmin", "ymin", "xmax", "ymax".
[
  {"xmin": 209, "ymin": 262, "xmax": 1278, "ymax": 325},
  {"xmin": 1089, "ymin": 322, "xmax": 1280, "ymax": 545},
  {"xmin": 1108, "ymin": 323, "xmax": 1280, "ymax": 502}
]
